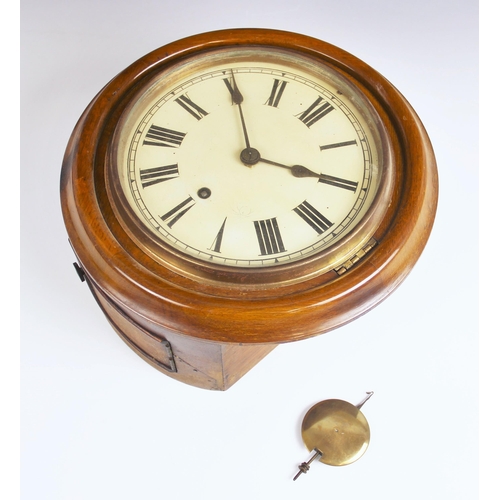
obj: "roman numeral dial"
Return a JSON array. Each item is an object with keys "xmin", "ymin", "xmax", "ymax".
[{"xmin": 121, "ymin": 58, "xmax": 380, "ymax": 269}]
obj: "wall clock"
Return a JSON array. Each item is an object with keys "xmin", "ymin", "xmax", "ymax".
[{"xmin": 60, "ymin": 28, "xmax": 438, "ymax": 390}]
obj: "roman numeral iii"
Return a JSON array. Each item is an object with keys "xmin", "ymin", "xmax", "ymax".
[
  {"xmin": 254, "ymin": 218, "xmax": 286, "ymax": 256},
  {"xmin": 319, "ymin": 174, "xmax": 359, "ymax": 192},
  {"xmin": 320, "ymin": 139, "xmax": 357, "ymax": 151}
]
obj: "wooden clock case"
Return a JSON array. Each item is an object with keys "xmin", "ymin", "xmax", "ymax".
[{"xmin": 60, "ymin": 29, "xmax": 438, "ymax": 390}]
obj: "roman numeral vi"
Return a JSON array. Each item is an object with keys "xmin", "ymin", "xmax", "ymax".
[{"xmin": 254, "ymin": 218, "xmax": 286, "ymax": 256}]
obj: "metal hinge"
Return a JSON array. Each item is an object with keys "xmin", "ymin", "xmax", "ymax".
[
  {"xmin": 72, "ymin": 260, "xmax": 178, "ymax": 374},
  {"xmin": 334, "ymin": 238, "xmax": 378, "ymax": 276},
  {"xmin": 161, "ymin": 340, "xmax": 177, "ymax": 373},
  {"xmin": 73, "ymin": 262, "xmax": 86, "ymax": 282}
]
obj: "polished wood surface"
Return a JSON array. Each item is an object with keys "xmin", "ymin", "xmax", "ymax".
[
  {"xmin": 60, "ymin": 29, "xmax": 438, "ymax": 388},
  {"xmin": 88, "ymin": 277, "xmax": 276, "ymax": 390}
]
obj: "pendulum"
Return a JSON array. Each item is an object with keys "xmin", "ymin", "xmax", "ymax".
[{"xmin": 294, "ymin": 392, "xmax": 374, "ymax": 480}]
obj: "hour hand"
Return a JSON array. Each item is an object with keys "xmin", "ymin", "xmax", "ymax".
[{"xmin": 259, "ymin": 158, "xmax": 320, "ymax": 179}]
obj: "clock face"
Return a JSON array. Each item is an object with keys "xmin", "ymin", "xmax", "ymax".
[{"xmin": 111, "ymin": 48, "xmax": 387, "ymax": 270}]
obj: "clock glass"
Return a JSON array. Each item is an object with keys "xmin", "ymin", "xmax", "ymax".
[{"xmin": 109, "ymin": 47, "xmax": 391, "ymax": 274}]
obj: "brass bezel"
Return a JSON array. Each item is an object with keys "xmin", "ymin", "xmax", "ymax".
[{"xmin": 104, "ymin": 44, "xmax": 394, "ymax": 290}]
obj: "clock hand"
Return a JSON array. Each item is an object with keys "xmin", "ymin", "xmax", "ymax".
[
  {"xmin": 227, "ymin": 72, "xmax": 318, "ymax": 175},
  {"xmin": 230, "ymin": 76, "xmax": 250, "ymax": 148},
  {"xmin": 228, "ymin": 69, "xmax": 243, "ymax": 105},
  {"xmin": 259, "ymin": 158, "xmax": 320, "ymax": 179},
  {"xmin": 226, "ymin": 70, "xmax": 261, "ymax": 167}
]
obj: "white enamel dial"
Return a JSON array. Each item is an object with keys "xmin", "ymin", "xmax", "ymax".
[{"xmin": 114, "ymin": 49, "xmax": 383, "ymax": 268}]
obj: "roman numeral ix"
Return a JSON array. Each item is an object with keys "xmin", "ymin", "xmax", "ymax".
[{"xmin": 140, "ymin": 164, "xmax": 179, "ymax": 188}]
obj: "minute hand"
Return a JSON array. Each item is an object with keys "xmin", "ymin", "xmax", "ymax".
[
  {"xmin": 228, "ymin": 70, "xmax": 252, "ymax": 150},
  {"xmin": 259, "ymin": 158, "xmax": 320, "ymax": 179}
]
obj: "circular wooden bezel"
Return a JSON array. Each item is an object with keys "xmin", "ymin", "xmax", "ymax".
[
  {"xmin": 104, "ymin": 45, "xmax": 394, "ymax": 288},
  {"xmin": 60, "ymin": 28, "xmax": 438, "ymax": 344}
]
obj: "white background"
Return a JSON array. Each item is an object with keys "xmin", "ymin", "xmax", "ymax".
[{"xmin": 19, "ymin": 1, "xmax": 481, "ymax": 499}]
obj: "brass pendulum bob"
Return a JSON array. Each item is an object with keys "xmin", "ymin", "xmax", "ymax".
[{"xmin": 293, "ymin": 391, "xmax": 374, "ymax": 480}]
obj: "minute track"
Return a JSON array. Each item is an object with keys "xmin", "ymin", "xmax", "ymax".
[{"xmin": 123, "ymin": 57, "xmax": 378, "ymax": 267}]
